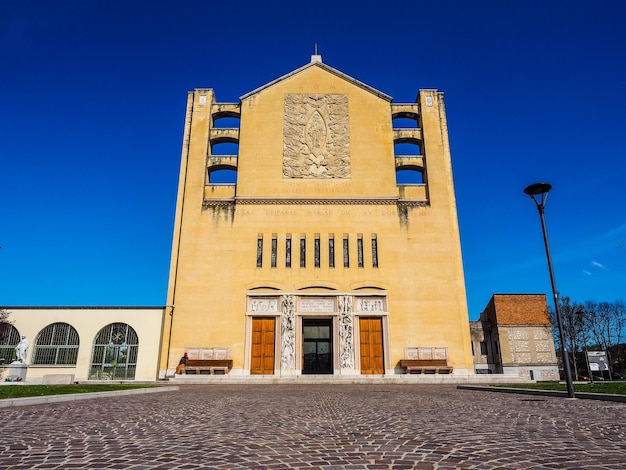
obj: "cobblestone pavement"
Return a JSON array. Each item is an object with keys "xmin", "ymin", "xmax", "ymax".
[{"xmin": 1, "ymin": 384, "xmax": 625, "ymax": 469}]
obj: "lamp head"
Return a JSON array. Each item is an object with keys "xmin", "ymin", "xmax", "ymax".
[
  {"xmin": 524, "ymin": 182, "xmax": 552, "ymax": 196},
  {"xmin": 524, "ymin": 182, "xmax": 552, "ymax": 209}
]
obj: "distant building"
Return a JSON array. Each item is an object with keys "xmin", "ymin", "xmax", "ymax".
[{"xmin": 470, "ymin": 294, "xmax": 558, "ymax": 380}]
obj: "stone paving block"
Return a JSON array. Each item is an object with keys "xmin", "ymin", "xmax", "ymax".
[{"xmin": 0, "ymin": 385, "xmax": 625, "ymax": 469}]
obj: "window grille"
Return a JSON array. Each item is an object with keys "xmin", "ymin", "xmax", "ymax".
[
  {"xmin": 357, "ymin": 237, "xmax": 364, "ymax": 268},
  {"xmin": 343, "ymin": 237, "xmax": 349, "ymax": 268},
  {"xmin": 371, "ymin": 236, "xmax": 378, "ymax": 268},
  {"xmin": 314, "ymin": 237, "xmax": 320, "ymax": 268},
  {"xmin": 329, "ymin": 238, "xmax": 335, "ymax": 268},
  {"xmin": 89, "ymin": 323, "xmax": 139, "ymax": 380},
  {"xmin": 32, "ymin": 322, "xmax": 79, "ymax": 365},
  {"xmin": 256, "ymin": 237, "xmax": 263, "ymax": 267},
  {"xmin": 271, "ymin": 237, "xmax": 277, "ymax": 268},
  {"xmin": 300, "ymin": 237, "xmax": 306, "ymax": 268},
  {"xmin": 286, "ymin": 237, "xmax": 292, "ymax": 268},
  {"xmin": 0, "ymin": 325, "xmax": 20, "ymax": 364}
]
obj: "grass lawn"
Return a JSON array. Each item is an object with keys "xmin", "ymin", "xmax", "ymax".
[
  {"xmin": 0, "ymin": 384, "xmax": 159, "ymax": 400},
  {"xmin": 496, "ymin": 381, "xmax": 626, "ymax": 395}
]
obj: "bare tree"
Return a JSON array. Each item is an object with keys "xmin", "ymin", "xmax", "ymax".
[
  {"xmin": 584, "ymin": 300, "xmax": 626, "ymax": 376},
  {"xmin": 0, "ymin": 308, "xmax": 11, "ymax": 336},
  {"xmin": 551, "ymin": 297, "xmax": 587, "ymax": 377},
  {"xmin": 0, "ymin": 308, "xmax": 13, "ymax": 365},
  {"xmin": 584, "ymin": 301, "xmax": 620, "ymax": 351}
]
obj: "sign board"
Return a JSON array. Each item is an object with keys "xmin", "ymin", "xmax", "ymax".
[{"xmin": 586, "ymin": 351, "xmax": 609, "ymax": 372}]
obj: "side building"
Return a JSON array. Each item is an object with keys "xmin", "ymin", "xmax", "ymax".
[
  {"xmin": 470, "ymin": 294, "xmax": 559, "ymax": 380},
  {"xmin": 1, "ymin": 307, "xmax": 164, "ymax": 382},
  {"xmin": 160, "ymin": 55, "xmax": 474, "ymax": 377}
]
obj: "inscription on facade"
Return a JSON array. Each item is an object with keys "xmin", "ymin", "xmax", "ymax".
[
  {"xmin": 283, "ymin": 94, "xmax": 350, "ymax": 179},
  {"xmin": 300, "ymin": 297, "xmax": 335, "ymax": 312}
]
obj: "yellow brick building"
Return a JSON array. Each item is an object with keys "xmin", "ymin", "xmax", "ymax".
[{"xmin": 159, "ymin": 55, "xmax": 474, "ymax": 377}]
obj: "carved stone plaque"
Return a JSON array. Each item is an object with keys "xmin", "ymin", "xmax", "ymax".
[
  {"xmin": 283, "ymin": 94, "xmax": 350, "ymax": 179},
  {"xmin": 300, "ymin": 297, "xmax": 335, "ymax": 312}
]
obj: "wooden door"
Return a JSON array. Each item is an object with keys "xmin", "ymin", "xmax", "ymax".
[
  {"xmin": 359, "ymin": 317, "xmax": 384, "ymax": 374},
  {"xmin": 250, "ymin": 317, "xmax": 275, "ymax": 375}
]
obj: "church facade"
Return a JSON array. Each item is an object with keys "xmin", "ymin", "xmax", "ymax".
[{"xmin": 159, "ymin": 55, "xmax": 474, "ymax": 377}]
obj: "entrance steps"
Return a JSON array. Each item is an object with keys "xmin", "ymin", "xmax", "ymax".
[{"xmin": 168, "ymin": 374, "xmax": 533, "ymax": 385}]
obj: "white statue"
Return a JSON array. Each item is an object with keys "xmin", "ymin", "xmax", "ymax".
[{"xmin": 15, "ymin": 336, "xmax": 29, "ymax": 363}]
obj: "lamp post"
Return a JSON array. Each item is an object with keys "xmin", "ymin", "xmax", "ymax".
[{"xmin": 524, "ymin": 182, "xmax": 575, "ymax": 399}]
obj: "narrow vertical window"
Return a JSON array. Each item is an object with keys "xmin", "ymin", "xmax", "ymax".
[
  {"xmin": 329, "ymin": 236, "xmax": 335, "ymax": 268},
  {"xmin": 300, "ymin": 235, "xmax": 306, "ymax": 268},
  {"xmin": 314, "ymin": 235, "xmax": 320, "ymax": 268},
  {"xmin": 371, "ymin": 235, "xmax": 378, "ymax": 268},
  {"xmin": 357, "ymin": 235, "xmax": 364, "ymax": 268},
  {"xmin": 343, "ymin": 235, "xmax": 349, "ymax": 268},
  {"xmin": 256, "ymin": 236, "xmax": 263, "ymax": 268},
  {"xmin": 285, "ymin": 236, "xmax": 292, "ymax": 268},
  {"xmin": 271, "ymin": 235, "xmax": 277, "ymax": 268}
]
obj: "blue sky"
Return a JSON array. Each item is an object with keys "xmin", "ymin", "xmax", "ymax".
[{"xmin": 1, "ymin": 1, "xmax": 625, "ymax": 319}]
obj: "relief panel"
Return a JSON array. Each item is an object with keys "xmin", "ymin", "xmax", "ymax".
[
  {"xmin": 250, "ymin": 298, "xmax": 279, "ymax": 312},
  {"xmin": 283, "ymin": 94, "xmax": 350, "ymax": 179},
  {"xmin": 281, "ymin": 295, "xmax": 296, "ymax": 370},
  {"xmin": 356, "ymin": 297, "xmax": 385, "ymax": 312},
  {"xmin": 338, "ymin": 295, "xmax": 354, "ymax": 369}
]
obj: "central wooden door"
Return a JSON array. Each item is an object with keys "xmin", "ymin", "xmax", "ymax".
[
  {"xmin": 359, "ymin": 317, "xmax": 384, "ymax": 374},
  {"xmin": 250, "ymin": 317, "xmax": 275, "ymax": 375}
]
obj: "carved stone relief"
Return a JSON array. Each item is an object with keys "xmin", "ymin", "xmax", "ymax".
[
  {"xmin": 281, "ymin": 295, "xmax": 296, "ymax": 370},
  {"xmin": 338, "ymin": 295, "xmax": 354, "ymax": 369},
  {"xmin": 250, "ymin": 298, "xmax": 278, "ymax": 312},
  {"xmin": 356, "ymin": 297, "xmax": 385, "ymax": 312},
  {"xmin": 283, "ymin": 94, "xmax": 350, "ymax": 179}
]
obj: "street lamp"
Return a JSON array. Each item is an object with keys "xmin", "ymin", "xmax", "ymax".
[{"xmin": 524, "ymin": 182, "xmax": 575, "ymax": 399}]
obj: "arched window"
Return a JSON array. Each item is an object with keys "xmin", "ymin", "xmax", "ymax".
[
  {"xmin": 208, "ymin": 168, "xmax": 237, "ymax": 184},
  {"xmin": 0, "ymin": 325, "xmax": 21, "ymax": 364},
  {"xmin": 392, "ymin": 117, "xmax": 418, "ymax": 128},
  {"xmin": 89, "ymin": 323, "xmax": 139, "ymax": 380},
  {"xmin": 32, "ymin": 322, "xmax": 80, "ymax": 365},
  {"xmin": 396, "ymin": 168, "xmax": 424, "ymax": 185},
  {"xmin": 212, "ymin": 116, "xmax": 240, "ymax": 129},
  {"xmin": 394, "ymin": 142, "xmax": 422, "ymax": 156},
  {"xmin": 211, "ymin": 141, "xmax": 238, "ymax": 156}
]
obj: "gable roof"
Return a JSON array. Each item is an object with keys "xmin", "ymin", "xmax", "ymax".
[{"xmin": 239, "ymin": 59, "xmax": 393, "ymax": 102}]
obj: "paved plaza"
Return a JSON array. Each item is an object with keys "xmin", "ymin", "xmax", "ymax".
[{"xmin": 0, "ymin": 384, "xmax": 625, "ymax": 469}]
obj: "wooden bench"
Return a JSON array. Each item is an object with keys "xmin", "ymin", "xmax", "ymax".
[
  {"xmin": 400, "ymin": 347, "xmax": 453, "ymax": 374},
  {"xmin": 182, "ymin": 359, "xmax": 233, "ymax": 375},
  {"xmin": 399, "ymin": 359, "xmax": 453, "ymax": 374}
]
